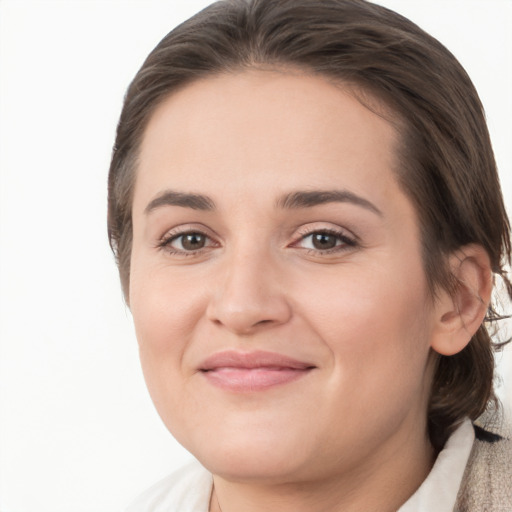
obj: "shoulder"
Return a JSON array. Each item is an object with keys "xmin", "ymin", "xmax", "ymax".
[
  {"xmin": 125, "ymin": 459, "xmax": 213, "ymax": 512},
  {"xmin": 455, "ymin": 410, "xmax": 512, "ymax": 512}
]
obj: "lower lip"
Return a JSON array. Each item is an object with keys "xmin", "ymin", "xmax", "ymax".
[{"xmin": 202, "ymin": 367, "xmax": 312, "ymax": 392}]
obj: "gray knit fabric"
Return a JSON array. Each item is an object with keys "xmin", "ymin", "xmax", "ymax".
[{"xmin": 454, "ymin": 410, "xmax": 512, "ymax": 511}]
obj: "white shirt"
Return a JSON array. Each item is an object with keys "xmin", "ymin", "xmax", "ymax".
[
  {"xmin": 126, "ymin": 419, "xmax": 475, "ymax": 512},
  {"xmin": 398, "ymin": 418, "xmax": 474, "ymax": 512}
]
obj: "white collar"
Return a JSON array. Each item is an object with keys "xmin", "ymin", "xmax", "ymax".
[{"xmin": 398, "ymin": 418, "xmax": 474, "ymax": 512}]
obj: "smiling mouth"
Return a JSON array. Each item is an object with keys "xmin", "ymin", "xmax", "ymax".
[{"xmin": 199, "ymin": 350, "xmax": 316, "ymax": 392}]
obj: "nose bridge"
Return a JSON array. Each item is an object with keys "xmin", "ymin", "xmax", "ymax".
[{"xmin": 206, "ymin": 241, "xmax": 291, "ymax": 334}]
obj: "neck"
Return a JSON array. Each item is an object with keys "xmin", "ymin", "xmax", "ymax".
[{"xmin": 209, "ymin": 423, "xmax": 435, "ymax": 512}]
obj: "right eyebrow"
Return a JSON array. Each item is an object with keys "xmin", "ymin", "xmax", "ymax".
[{"xmin": 144, "ymin": 190, "xmax": 216, "ymax": 214}]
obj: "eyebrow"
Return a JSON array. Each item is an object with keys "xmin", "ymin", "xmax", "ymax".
[
  {"xmin": 276, "ymin": 190, "xmax": 383, "ymax": 216},
  {"xmin": 144, "ymin": 188, "xmax": 382, "ymax": 216},
  {"xmin": 144, "ymin": 190, "xmax": 215, "ymax": 214}
]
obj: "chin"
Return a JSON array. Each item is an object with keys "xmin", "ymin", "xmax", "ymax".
[
  {"xmin": 197, "ymin": 446, "xmax": 310, "ymax": 483},
  {"xmin": 178, "ymin": 420, "xmax": 317, "ymax": 483}
]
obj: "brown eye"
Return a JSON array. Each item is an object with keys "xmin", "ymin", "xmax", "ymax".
[
  {"xmin": 160, "ymin": 228, "xmax": 219, "ymax": 256},
  {"xmin": 311, "ymin": 233, "xmax": 337, "ymax": 250},
  {"xmin": 180, "ymin": 233, "xmax": 206, "ymax": 250},
  {"xmin": 294, "ymin": 229, "xmax": 357, "ymax": 253}
]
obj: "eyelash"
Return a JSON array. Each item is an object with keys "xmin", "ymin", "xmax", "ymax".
[
  {"xmin": 157, "ymin": 228, "xmax": 218, "ymax": 256},
  {"xmin": 292, "ymin": 227, "xmax": 358, "ymax": 254},
  {"xmin": 157, "ymin": 227, "xmax": 358, "ymax": 257}
]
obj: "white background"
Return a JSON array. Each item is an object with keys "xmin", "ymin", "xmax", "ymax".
[{"xmin": 0, "ymin": 1, "xmax": 510, "ymax": 511}]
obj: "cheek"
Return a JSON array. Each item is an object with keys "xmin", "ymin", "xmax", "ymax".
[
  {"xmin": 129, "ymin": 260, "xmax": 208, "ymax": 381},
  {"xmin": 298, "ymin": 258, "xmax": 433, "ymax": 383},
  {"xmin": 129, "ymin": 266, "xmax": 210, "ymax": 428},
  {"xmin": 300, "ymin": 266, "xmax": 434, "ymax": 449}
]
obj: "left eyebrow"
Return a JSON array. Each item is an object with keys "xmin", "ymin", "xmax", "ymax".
[{"xmin": 276, "ymin": 190, "xmax": 383, "ymax": 216}]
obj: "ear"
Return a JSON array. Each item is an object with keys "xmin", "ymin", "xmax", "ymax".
[{"xmin": 430, "ymin": 244, "xmax": 493, "ymax": 356}]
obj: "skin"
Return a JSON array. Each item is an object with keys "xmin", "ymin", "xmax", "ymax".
[{"xmin": 129, "ymin": 69, "xmax": 485, "ymax": 512}]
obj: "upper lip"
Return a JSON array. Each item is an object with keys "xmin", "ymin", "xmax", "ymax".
[{"xmin": 199, "ymin": 350, "xmax": 315, "ymax": 371}]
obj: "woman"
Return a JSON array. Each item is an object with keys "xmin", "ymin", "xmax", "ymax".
[{"xmin": 108, "ymin": 0, "xmax": 512, "ymax": 510}]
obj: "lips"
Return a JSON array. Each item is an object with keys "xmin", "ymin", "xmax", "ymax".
[{"xmin": 199, "ymin": 350, "xmax": 315, "ymax": 392}]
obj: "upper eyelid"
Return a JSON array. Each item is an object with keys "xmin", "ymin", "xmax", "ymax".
[
  {"xmin": 159, "ymin": 224, "xmax": 218, "ymax": 242},
  {"xmin": 293, "ymin": 224, "xmax": 358, "ymax": 241}
]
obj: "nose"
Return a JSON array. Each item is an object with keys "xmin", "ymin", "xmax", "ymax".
[{"xmin": 206, "ymin": 249, "xmax": 292, "ymax": 335}]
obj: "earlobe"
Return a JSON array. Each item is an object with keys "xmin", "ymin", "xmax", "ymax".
[{"xmin": 430, "ymin": 244, "xmax": 493, "ymax": 356}]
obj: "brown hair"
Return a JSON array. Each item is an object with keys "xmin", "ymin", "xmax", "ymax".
[{"xmin": 108, "ymin": 0, "xmax": 511, "ymax": 449}]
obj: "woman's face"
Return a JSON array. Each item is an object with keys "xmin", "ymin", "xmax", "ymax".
[{"xmin": 130, "ymin": 70, "xmax": 438, "ymax": 482}]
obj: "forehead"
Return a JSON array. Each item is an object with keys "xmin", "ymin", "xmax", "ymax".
[{"xmin": 134, "ymin": 69, "xmax": 401, "ymax": 213}]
